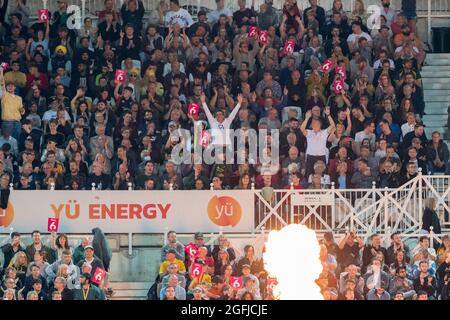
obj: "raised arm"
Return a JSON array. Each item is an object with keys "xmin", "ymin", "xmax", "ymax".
[
  {"xmin": 200, "ymin": 92, "xmax": 215, "ymax": 124},
  {"xmin": 227, "ymin": 94, "xmax": 243, "ymax": 123},
  {"xmin": 45, "ymin": 18, "xmax": 50, "ymax": 40},
  {"xmin": 345, "ymin": 108, "xmax": 352, "ymax": 135},
  {"xmin": 325, "ymin": 106, "xmax": 335, "ymax": 134},
  {"xmin": 0, "ymin": 66, "xmax": 5, "ymax": 96},
  {"xmin": 300, "ymin": 110, "xmax": 311, "ymax": 137}
]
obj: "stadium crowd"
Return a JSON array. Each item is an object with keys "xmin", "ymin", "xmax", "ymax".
[
  {"xmin": 1, "ymin": 229, "xmax": 449, "ymax": 300},
  {"xmin": 0, "ymin": 0, "xmax": 449, "ymax": 301},
  {"xmin": 0, "ymin": 0, "xmax": 446, "ymax": 192}
]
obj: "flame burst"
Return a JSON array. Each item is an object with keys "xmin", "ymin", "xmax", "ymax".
[{"xmin": 263, "ymin": 224, "xmax": 323, "ymax": 300}]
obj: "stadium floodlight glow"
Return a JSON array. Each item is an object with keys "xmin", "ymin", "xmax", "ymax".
[{"xmin": 263, "ymin": 224, "xmax": 323, "ymax": 300}]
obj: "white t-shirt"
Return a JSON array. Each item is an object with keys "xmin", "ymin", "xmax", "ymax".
[
  {"xmin": 165, "ymin": 9, "xmax": 194, "ymax": 27},
  {"xmin": 401, "ymin": 122, "xmax": 415, "ymax": 138},
  {"xmin": 305, "ymin": 129, "xmax": 329, "ymax": 156},
  {"xmin": 202, "ymin": 102, "xmax": 240, "ymax": 146}
]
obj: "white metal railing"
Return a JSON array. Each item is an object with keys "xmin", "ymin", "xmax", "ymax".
[
  {"xmin": 254, "ymin": 172, "xmax": 450, "ymax": 239},
  {"xmin": 16, "ymin": 1, "xmax": 450, "ymax": 44}
]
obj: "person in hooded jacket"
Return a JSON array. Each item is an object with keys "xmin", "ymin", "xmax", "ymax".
[{"xmin": 92, "ymin": 227, "xmax": 113, "ymax": 297}]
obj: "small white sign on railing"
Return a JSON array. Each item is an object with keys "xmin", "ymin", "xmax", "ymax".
[{"xmin": 291, "ymin": 193, "xmax": 334, "ymax": 206}]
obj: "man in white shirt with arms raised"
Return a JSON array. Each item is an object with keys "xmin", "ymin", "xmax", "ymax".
[
  {"xmin": 300, "ymin": 107, "xmax": 335, "ymax": 178},
  {"xmin": 200, "ymin": 92, "xmax": 242, "ymax": 147}
]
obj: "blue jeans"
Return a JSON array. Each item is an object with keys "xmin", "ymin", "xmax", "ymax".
[{"xmin": 1, "ymin": 120, "xmax": 21, "ymax": 141}]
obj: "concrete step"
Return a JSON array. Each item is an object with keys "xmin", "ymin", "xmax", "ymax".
[
  {"xmin": 424, "ymin": 126, "xmax": 448, "ymax": 138},
  {"xmin": 421, "ymin": 119, "xmax": 447, "ymax": 126},
  {"xmin": 426, "ymin": 54, "xmax": 450, "ymax": 60},
  {"xmin": 424, "ymin": 59, "xmax": 450, "ymax": 66},
  {"xmin": 421, "ymin": 71, "xmax": 450, "ymax": 77},
  {"xmin": 422, "ymin": 66, "xmax": 450, "ymax": 72},
  {"xmin": 423, "ymin": 95, "xmax": 450, "ymax": 102},
  {"xmin": 110, "ymin": 282, "xmax": 151, "ymax": 290},
  {"xmin": 423, "ymin": 82, "xmax": 450, "ymax": 90},
  {"xmin": 424, "ymin": 89, "xmax": 450, "ymax": 96},
  {"xmin": 110, "ymin": 289, "xmax": 148, "ymax": 298},
  {"xmin": 424, "ymin": 102, "xmax": 450, "ymax": 113},
  {"xmin": 109, "ymin": 282, "xmax": 150, "ymax": 300},
  {"xmin": 422, "ymin": 114, "xmax": 448, "ymax": 122}
]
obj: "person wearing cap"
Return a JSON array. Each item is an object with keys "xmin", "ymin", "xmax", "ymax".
[
  {"xmin": 73, "ymin": 272, "xmax": 106, "ymax": 300},
  {"xmin": 76, "ymin": 244, "xmax": 105, "ymax": 278},
  {"xmin": 49, "ymin": 45, "xmax": 71, "ymax": 75},
  {"xmin": 0, "ymin": 65, "xmax": 25, "ymax": 141},
  {"xmin": 159, "ymin": 249, "xmax": 186, "ymax": 277}
]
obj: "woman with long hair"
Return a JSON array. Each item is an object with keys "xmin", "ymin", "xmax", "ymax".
[
  {"xmin": 221, "ymin": 264, "xmax": 235, "ymax": 286},
  {"xmin": 398, "ymin": 98, "xmax": 415, "ymax": 123},
  {"xmin": 389, "ymin": 250, "xmax": 413, "ymax": 279},
  {"xmin": 325, "ymin": 0, "xmax": 347, "ymax": 24},
  {"xmin": 8, "ymin": 252, "xmax": 28, "ymax": 284},
  {"xmin": 214, "ymin": 250, "xmax": 231, "ymax": 276},
  {"xmin": 52, "ymin": 234, "xmax": 73, "ymax": 260},
  {"xmin": 236, "ymin": 173, "xmax": 252, "ymax": 190},
  {"xmin": 65, "ymin": 139, "xmax": 86, "ymax": 162}
]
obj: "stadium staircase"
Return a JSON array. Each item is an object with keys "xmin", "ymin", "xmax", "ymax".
[
  {"xmin": 421, "ymin": 54, "xmax": 450, "ymax": 145},
  {"xmin": 109, "ymin": 282, "xmax": 150, "ymax": 300}
]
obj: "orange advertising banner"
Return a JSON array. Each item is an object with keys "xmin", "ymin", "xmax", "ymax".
[{"xmin": 0, "ymin": 190, "xmax": 254, "ymax": 233}]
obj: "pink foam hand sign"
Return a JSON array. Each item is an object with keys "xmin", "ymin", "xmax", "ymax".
[
  {"xmin": 190, "ymin": 263, "xmax": 203, "ymax": 278},
  {"xmin": 0, "ymin": 62, "xmax": 9, "ymax": 71},
  {"xmin": 258, "ymin": 30, "xmax": 268, "ymax": 45},
  {"xmin": 38, "ymin": 9, "xmax": 49, "ymax": 23},
  {"xmin": 333, "ymin": 79, "xmax": 345, "ymax": 95},
  {"xmin": 184, "ymin": 243, "xmax": 199, "ymax": 257},
  {"xmin": 248, "ymin": 26, "xmax": 259, "ymax": 38},
  {"xmin": 114, "ymin": 69, "xmax": 127, "ymax": 84},
  {"xmin": 47, "ymin": 218, "xmax": 59, "ymax": 233},
  {"xmin": 284, "ymin": 40, "xmax": 295, "ymax": 55},
  {"xmin": 230, "ymin": 276, "xmax": 242, "ymax": 289},
  {"xmin": 321, "ymin": 59, "xmax": 334, "ymax": 73},
  {"xmin": 188, "ymin": 102, "xmax": 199, "ymax": 116},
  {"xmin": 335, "ymin": 65, "xmax": 347, "ymax": 80},
  {"xmin": 200, "ymin": 131, "xmax": 211, "ymax": 148},
  {"xmin": 92, "ymin": 267, "xmax": 106, "ymax": 284}
]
